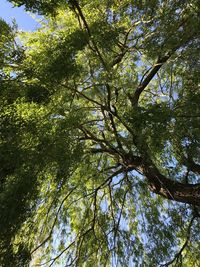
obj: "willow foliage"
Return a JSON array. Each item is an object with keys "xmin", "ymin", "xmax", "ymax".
[{"xmin": 1, "ymin": 1, "xmax": 200, "ymax": 266}]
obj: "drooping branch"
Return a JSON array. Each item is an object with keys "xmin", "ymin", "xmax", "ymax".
[
  {"xmin": 31, "ymin": 186, "xmax": 77, "ymax": 254},
  {"xmin": 161, "ymin": 215, "xmax": 197, "ymax": 266}
]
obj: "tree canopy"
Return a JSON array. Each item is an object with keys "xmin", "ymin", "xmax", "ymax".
[{"xmin": 1, "ymin": 0, "xmax": 200, "ymax": 266}]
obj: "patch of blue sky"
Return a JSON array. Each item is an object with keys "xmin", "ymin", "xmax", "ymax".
[{"xmin": 0, "ymin": 0, "xmax": 41, "ymax": 31}]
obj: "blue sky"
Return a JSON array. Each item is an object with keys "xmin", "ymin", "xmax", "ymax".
[{"xmin": 0, "ymin": 0, "xmax": 41, "ymax": 31}]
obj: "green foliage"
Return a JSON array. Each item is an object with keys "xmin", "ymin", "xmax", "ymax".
[
  {"xmin": 0, "ymin": 18, "xmax": 23, "ymax": 69},
  {"xmin": 1, "ymin": 1, "xmax": 200, "ymax": 266},
  {"xmin": 8, "ymin": 0, "xmax": 67, "ymax": 15},
  {"xmin": 0, "ymin": 98, "xmax": 83, "ymax": 265},
  {"xmin": 20, "ymin": 28, "xmax": 88, "ymax": 82},
  {"xmin": 126, "ymin": 103, "xmax": 172, "ymax": 155}
]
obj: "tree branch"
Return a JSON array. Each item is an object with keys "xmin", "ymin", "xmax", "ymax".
[
  {"xmin": 70, "ymin": 0, "xmax": 108, "ymax": 70},
  {"xmin": 127, "ymin": 156, "xmax": 200, "ymax": 206},
  {"xmin": 129, "ymin": 54, "xmax": 171, "ymax": 106},
  {"xmin": 182, "ymin": 157, "xmax": 200, "ymax": 175}
]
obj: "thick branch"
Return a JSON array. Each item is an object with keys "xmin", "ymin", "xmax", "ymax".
[
  {"xmin": 127, "ymin": 156, "xmax": 200, "ymax": 206},
  {"xmin": 143, "ymin": 164, "xmax": 200, "ymax": 206},
  {"xmin": 129, "ymin": 26, "xmax": 198, "ymax": 107},
  {"xmin": 182, "ymin": 157, "xmax": 200, "ymax": 175},
  {"xmin": 130, "ymin": 55, "xmax": 170, "ymax": 106},
  {"xmin": 88, "ymin": 139, "xmax": 200, "ymax": 206}
]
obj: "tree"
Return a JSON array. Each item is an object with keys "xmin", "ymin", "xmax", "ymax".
[{"xmin": 1, "ymin": 0, "xmax": 200, "ymax": 266}]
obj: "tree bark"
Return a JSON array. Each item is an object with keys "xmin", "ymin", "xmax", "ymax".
[
  {"xmin": 142, "ymin": 163, "xmax": 200, "ymax": 206},
  {"xmin": 128, "ymin": 156, "xmax": 200, "ymax": 206},
  {"xmin": 182, "ymin": 157, "xmax": 200, "ymax": 175}
]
